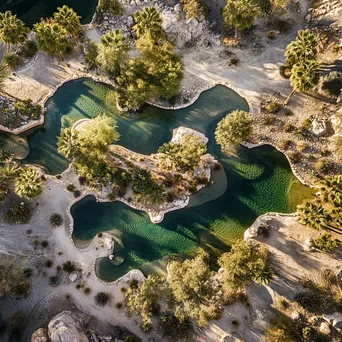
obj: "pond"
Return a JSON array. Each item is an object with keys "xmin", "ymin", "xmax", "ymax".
[
  {"xmin": 24, "ymin": 79, "xmax": 312, "ymax": 281},
  {"xmin": 0, "ymin": 0, "xmax": 98, "ymax": 27}
]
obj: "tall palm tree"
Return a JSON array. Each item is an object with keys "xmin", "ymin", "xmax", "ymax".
[
  {"xmin": 285, "ymin": 29, "xmax": 317, "ymax": 68},
  {"xmin": 223, "ymin": 0, "xmax": 262, "ymax": 41},
  {"xmin": 133, "ymin": 7, "xmax": 164, "ymax": 41},
  {"xmin": 34, "ymin": 21, "xmax": 70, "ymax": 61},
  {"xmin": 97, "ymin": 30, "xmax": 128, "ymax": 75},
  {"xmin": 54, "ymin": 6, "xmax": 81, "ymax": 38},
  {"xmin": 14, "ymin": 166, "xmax": 43, "ymax": 199},
  {"xmin": 297, "ymin": 201, "xmax": 331, "ymax": 230},
  {"xmin": 0, "ymin": 11, "xmax": 29, "ymax": 47},
  {"xmin": 317, "ymin": 175, "xmax": 342, "ymax": 207},
  {"xmin": 57, "ymin": 127, "xmax": 79, "ymax": 159},
  {"xmin": 284, "ymin": 59, "xmax": 320, "ymax": 105}
]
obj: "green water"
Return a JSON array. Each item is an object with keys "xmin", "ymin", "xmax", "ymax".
[
  {"xmin": 23, "ymin": 79, "xmax": 312, "ymax": 281},
  {"xmin": 1, "ymin": 0, "xmax": 97, "ymax": 27}
]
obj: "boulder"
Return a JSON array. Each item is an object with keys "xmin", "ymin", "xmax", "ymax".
[
  {"xmin": 31, "ymin": 328, "xmax": 49, "ymax": 342},
  {"xmin": 311, "ymin": 119, "xmax": 327, "ymax": 137},
  {"xmin": 303, "ymin": 237, "xmax": 314, "ymax": 252},
  {"xmin": 48, "ymin": 311, "xmax": 88, "ymax": 342},
  {"xmin": 69, "ymin": 272, "xmax": 78, "ymax": 282}
]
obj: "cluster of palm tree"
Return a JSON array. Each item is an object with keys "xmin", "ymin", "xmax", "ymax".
[
  {"xmin": 33, "ymin": 6, "xmax": 81, "ymax": 61},
  {"xmin": 284, "ymin": 29, "xmax": 320, "ymax": 105},
  {"xmin": 88, "ymin": 6, "xmax": 183, "ymax": 111},
  {"xmin": 0, "ymin": 163, "xmax": 43, "ymax": 201},
  {"xmin": 297, "ymin": 175, "xmax": 342, "ymax": 231}
]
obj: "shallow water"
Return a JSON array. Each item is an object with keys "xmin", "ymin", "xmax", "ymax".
[
  {"xmin": 23, "ymin": 78, "xmax": 312, "ymax": 281},
  {"xmin": 1, "ymin": 0, "xmax": 97, "ymax": 27}
]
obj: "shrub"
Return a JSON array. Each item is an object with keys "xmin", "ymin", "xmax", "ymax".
[
  {"xmin": 284, "ymin": 108, "xmax": 293, "ymax": 116},
  {"xmin": 78, "ymin": 176, "xmax": 87, "ymax": 185},
  {"xmin": 301, "ymin": 118, "xmax": 312, "ymax": 130},
  {"xmin": 66, "ymin": 184, "xmax": 76, "ymax": 192},
  {"xmin": 283, "ymin": 122, "xmax": 294, "ymax": 132},
  {"xmin": 158, "ymin": 312, "xmax": 192, "ymax": 338},
  {"xmin": 85, "ymin": 41, "xmax": 98, "ymax": 70},
  {"xmin": 262, "ymin": 114, "xmax": 276, "ymax": 125},
  {"xmin": 84, "ymin": 287, "xmax": 92, "ymax": 295},
  {"xmin": 94, "ymin": 292, "xmax": 110, "ymax": 306},
  {"xmin": 268, "ymin": 17, "xmax": 292, "ymax": 33},
  {"xmin": 314, "ymin": 233, "xmax": 338, "ymax": 252},
  {"xmin": 289, "ymin": 151, "xmax": 301, "ymax": 163},
  {"xmin": 296, "ymin": 141, "xmax": 308, "ymax": 152},
  {"xmin": 41, "ymin": 240, "xmax": 49, "ymax": 248},
  {"xmin": 14, "ymin": 99, "xmax": 42, "ymax": 120},
  {"xmin": 50, "ymin": 213, "xmax": 63, "ymax": 227},
  {"xmin": 19, "ymin": 40, "xmax": 38, "ymax": 59},
  {"xmin": 267, "ymin": 31, "xmax": 276, "ymax": 39},
  {"xmin": 279, "ymin": 140, "xmax": 291, "ymax": 150},
  {"xmin": 140, "ymin": 319, "xmax": 152, "ymax": 332},
  {"xmin": 232, "ymin": 319, "xmax": 240, "ymax": 326},
  {"xmin": 3, "ymin": 202, "xmax": 32, "ymax": 224},
  {"xmin": 315, "ymin": 159, "xmax": 333, "ymax": 174},
  {"xmin": 3, "ymin": 52, "xmax": 22, "ymax": 70},
  {"xmin": 116, "ymin": 302, "xmax": 123, "ymax": 309},
  {"xmin": 129, "ymin": 279, "xmax": 139, "ymax": 289},
  {"xmin": 23, "ymin": 268, "xmax": 33, "ymax": 278},
  {"xmin": 98, "ymin": 0, "xmax": 124, "ymax": 16},
  {"xmin": 229, "ymin": 57, "xmax": 239, "ymax": 66},
  {"xmin": 45, "ymin": 259, "xmax": 53, "ymax": 268},
  {"xmin": 265, "ymin": 101, "xmax": 281, "ymax": 113},
  {"xmin": 62, "ymin": 261, "xmax": 76, "ymax": 273},
  {"xmin": 12, "ymin": 281, "xmax": 30, "ymax": 297},
  {"xmin": 98, "ymin": 232, "xmax": 103, "ymax": 238},
  {"xmin": 49, "ymin": 275, "xmax": 59, "ymax": 286}
]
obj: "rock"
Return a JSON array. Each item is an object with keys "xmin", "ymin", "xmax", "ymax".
[
  {"xmin": 303, "ymin": 237, "xmax": 314, "ymax": 252},
  {"xmin": 69, "ymin": 272, "xmax": 78, "ymax": 282},
  {"xmin": 305, "ymin": 13, "xmax": 312, "ymax": 22},
  {"xmin": 311, "ymin": 119, "xmax": 327, "ymax": 137},
  {"xmin": 127, "ymin": 16, "xmax": 134, "ymax": 26},
  {"xmin": 318, "ymin": 321, "xmax": 331, "ymax": 334},
  {"xmin": 48, "ymin": 311, "xmax": 88, "ymax": 342},
  {"xmin": 191, "ymin": 18, "xmax": 199, "ymax": 28},
  {"xmin": 31, "ymin": 328, "xmax": 49, "ymax": 342}
]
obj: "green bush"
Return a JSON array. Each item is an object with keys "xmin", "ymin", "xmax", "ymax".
[
  {"xmin": 14, "ymin": 99, "xmax": 42, "ymax": 120},
  {"xmin": 49, "ymin": 275, "xmax": 59, "ymax": 286},
  {"xmin": 66, "ymin": 184, "xmax": 76, "ymax": 192},
  {"xmin": 94, "ymin": 291, "xmax": 110, "ymax": 306},
  {"xmin": 288, "ymin": 151, "xmax": 301, "ymax": 163},
  {"xmin": 229, "ymin": 57, "xmax": 239, "ymax": 66},
  {"xmin": 19, "ymin": 40, "xmax": 38, "ymax": 59},
  {"xmin": 62, "ymin": 261, "xmax": 76, "ymax": 273},
  {"xmin": 12, "ymin": 281, "xmax": 30, "ymax": 297},
  {"xmin": 158, "ymin": 312, "xmax": 192, "ymax": 338},
  {"xmin": 315, "ymin": 159, "xmax": 333, "ymax": 174},
  {"xmin": 283, "ymin": 122, "xmax": 294, "ymax": 132},
  {"xmin": 3, "ymin": 52, "xmax": 22, "ymax": 70},
  {"xmin": 45, "ymin": 259, "xmax": 53, "ymax": 268},
  {"xmin": 262, "ymin": 114, "xmax": 276, "ymax": 125},
  {"xmin": 314, "ymin": 233, "xmax": 338, "ymax": 252},
  {"xmin": 50, "ymin": 213, "xmax": 63, "ymax": 227},
  {"xmin": 265, "ymin": 101, "xmax": 281, "ymax": 113},
  {"xmin": 301, "ymin": 118, "xmax": 312, "ymax": 130},
  {"xmin": 98, "ymin": 0, "xmax": 124, "ymax": 16},
  {"xmin": 279, "ymin": 140, "xmax": 291, "ymax": 150},
  {"xmin": 85, "ymin": 41, "xmax": 99, "ymax": 70},
  {"xmin": 267, "ymin": 31, "xmax": 276, "ymax": 39},
  {"xmin": 3, "ymin": 202, "xmax": 32, "ymax": 224}
]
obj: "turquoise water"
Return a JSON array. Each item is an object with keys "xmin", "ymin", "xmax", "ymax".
[
  {"xmin": 23, "ymin": 79, "xmax": 312, "ymax": 281},
  {"xmin": 1, "ymin": 0, "xmax": 97, "ymax": 27}
]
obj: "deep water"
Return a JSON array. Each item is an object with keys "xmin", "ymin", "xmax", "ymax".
[
  {"xmin": 0, "ymin": 0, "xmax": 97, "ymax": 27},
  {"xmin": 24, "ymin": 79, "xmax": 313, "ymax": 281}
]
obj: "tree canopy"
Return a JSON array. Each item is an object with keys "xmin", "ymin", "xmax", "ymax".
[
  {"xmin": 218, "ymin": 240, "xmax": 273, "ymax": 290},
  {"xmin": 215, "ymin": 110, "xmax": 253, "ymax": 149},
  {"xmin": 0, "ymin": 11, "xmax": 29, "ymax": 46},
  {"xmin": 53, "ymin": 5, "xmax": 81, "ymax": 38},
  {"xmin": 34, "ymin": 21, "xmax": 70, "ymax": 61}
]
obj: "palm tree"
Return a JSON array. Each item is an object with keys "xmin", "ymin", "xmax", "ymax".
[
  {"xmin": 34, "ymin": 21, "xmax": 70, "ymax": 61},
  {"xmin": 223, "ymin": 0, "xmax": 262, "ymax": 40},
  {"xmin": 284, "ymin": 59, "xmax": 320, "ymax": 105},
  {"xmin": 97, "ymin": 30, "xmax": 128, "ymax": 75},
  {"xmin": 297, "ymin": 201, "xmax": 331, "ymax": 230},
  {"xmin": 285, "ymin": 30, "xmax": 317, "ymax": 68},
  {"xmin": 57, "ymin": 127, "xmax": 80, "ymax": 159},
  {"xmin": 14, "ymin": 166, "xmax": 43, "ymax": 199},
  {"xmin": 54, "ymin": 6, "xmax": 81, "ymax": 38},
  {"xmin": 317, "ymin": 175, "xmax": 342, "ymax": 207},
  {"xmin": 147, "ymin": 184, "xmax": 166, "ymax": 205},
  {"xmin": 133, "ymin": 7, "xmax": 164, "ymax": 41},
  {"xmin": 0, "ymin": 11, "xmax": 29, "ymax": 47}
]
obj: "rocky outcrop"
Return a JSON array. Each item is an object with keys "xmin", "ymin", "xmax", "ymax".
[
  {"xmin": 31, "ymin": 328, "xmax": 49, "ymax": 342},
  {"xmin": 48, "ymin": 311, "xmax": 88, "ymax": 342}
]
